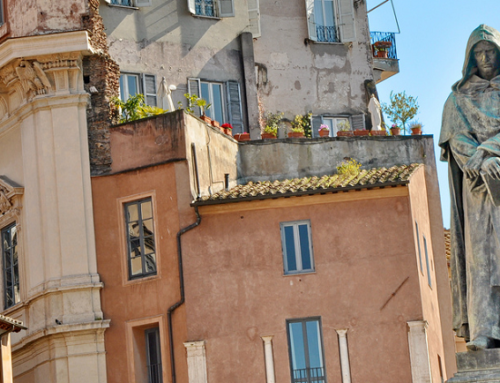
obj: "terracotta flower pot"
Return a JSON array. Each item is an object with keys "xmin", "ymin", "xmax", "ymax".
[
  {"xmin": 370, "ymin": 130, "xmax": 387, "ymax": 136},
  {"xmin": 200, "ymin": 115, "xmax": 211, "ymax": 124},
  {"xmin": 319, "ymin": 130, "xmax": 330, "ymax": 137},
  {"xmin": 354, "ymin": 130, "xmax": 370, "ymax": 136},
  {"xmin": 288, "ymin": 132, "xmax": 305, "ymax": 138},
  {"xmin": 411, "ymin": 127, "xmax": 422, "ymax": 135},
  {"xmin": 234, "ymin": 133, "xmax": 250, "ymax": 142},
  {"xmin": 390, "ymin": 127, "xmax": 401, "ymax": 136},
  {"xmin": 224, "ymin": 128, "xmax": 233, "ymax": 136},
  {"xmin": 211, "ymin": 120, "xmax": 220, "ymax": 128},
  {"xmin": 376, "ymin": 51, "xmax": 388, "ymax": 58},
  {"xmin": 337, "ymin": 131, "xmax": 354, "ymax": 137},
  {"xmin": 261, "ymin": 133, "xmax": 277, "ymax": 139}
]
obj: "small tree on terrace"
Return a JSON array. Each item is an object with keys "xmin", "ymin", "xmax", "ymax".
[{"xmin": 382, "ymin": 91, "xmax": 419, "ymax": 134}]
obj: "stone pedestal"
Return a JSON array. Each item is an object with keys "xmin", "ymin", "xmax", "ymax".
[{"xmin": 447, "ymin": 349, "xmax": 500, "ymax": 382}]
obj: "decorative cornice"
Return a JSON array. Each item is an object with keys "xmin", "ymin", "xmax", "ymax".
[{"xmin": 0, "ymin": 175, "xmax": 23, "ymax": 217}]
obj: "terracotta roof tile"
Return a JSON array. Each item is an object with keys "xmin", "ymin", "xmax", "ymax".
[{"xmin": 197, "ymin": 164, "xmax": 423, "ymax": 204}]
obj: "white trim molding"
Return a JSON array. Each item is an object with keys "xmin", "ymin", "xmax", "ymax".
[
  {"xmin": 336, "ymin": 329, "xmax": 351, "ymax": 383},
  {"xmin": 262, "ymin": 336, "xmax": 275, "ymax": 383},
  {"xmin": 184, "ymin": 341, "xmax": 208, "ymax": 383},
  {"xmin": 407, "ymin": 321, "xmax": 432, "ymax": 383}
]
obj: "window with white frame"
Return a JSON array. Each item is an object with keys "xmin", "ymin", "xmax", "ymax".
[
  {"xmin": 2, "ymin": 223, "xmax": 19, "ymax": 309},
  {"xmin": 124, "ymin": 198, "xmax": 157, "ymax": 280},
  {"xmin": 120, "ymin": 73, "xmax": 157, "ymax": 107},
  {"xmin": 188, "ymin": 78, "xmax": 245, "ymax": 133},
  {"xmin": 281, "ymin": 220, "xmax": 314, "ymax": 275},
  {"xmin": 322, "ymin": 117, "xmax": 349, "ymax": 137},
  {"xmin": 305, "ymin": 0, "xmax": 356, "ymax": 43},
  {"xmin": 106, "ymin": 0, "xmax": 153, "ymax": 7},
  {"xmin": 287, "ymin": 318, "xmax": 326, "ymax": 383},
  {"xmin": 188, "ymin": 0, "xmax": 235, "ymax": 18}
]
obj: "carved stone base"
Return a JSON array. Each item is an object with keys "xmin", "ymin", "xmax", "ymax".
[{"xmin": 447, "ymin": 349, "xmax": 500, "ymax": 382}]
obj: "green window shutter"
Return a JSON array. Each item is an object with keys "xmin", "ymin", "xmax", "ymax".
[
  {"xmin": 338, "ymin": 0, "xmax": 356, "ymax": 42},
  {"xmin": 247, "ymin": 0, "xmax": 261, "ymax": 38},
  {"xmin": 218, "ymin": 0, "xmax": 235, "ymax": 17},
  {"xmin": 143, "ymin": 74, "xmax": 157, "ymax": 107},
  {"xmin": 226, "ymin": 81, "xmax": 244, "ymax": 133},
  {"xmin": 187, "ymin": 0, "xmax": 196, "ymax": 15},
  {"xmin": 188, "ymin": 78, "xmax": 201, "ymax": 116},
  {"xmin": 351, "ymin": 114, "xmax": 365, "ymax": 130},
  {"xmin": 305, "ymin": 0, "xmax": 317, "ymax": 41}
]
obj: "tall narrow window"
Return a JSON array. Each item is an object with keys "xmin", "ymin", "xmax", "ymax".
[
  {"xmin": 119, "ymin": 73, "xmax": 157, "ymax": 106},
  {"xmin": 313, "ymin": 0, "xmax": 338, "ymax": 42},
  {"xmin": 0, "ymin": 0, "xmax": 4, "ymax": 25},
  {"xmin": 145, "ymin": 328, "xmax": 163, "ymax": 383},
  {"xmin": 2, "ymin": 223, "xmax": 19, "ymax": 309},
  {"xmin": 424, "ymin": 236, "xmax": 432, "ymax": 288},
  {"xmin": 120, "ymin": 73, "xmax": 140, "ymax": 101},
  {"xmin": 201, "ymin": 81, "xmax": 224, "ymax": 123},
  {"xmin": 287, "ymin": 318, "xmax": 326, "ymax": 383},
  {"xmin": 124, "ymin": 198, "xmax": 157, "ymax": 279},
  {"xmin": 415, "ymin": 222, "xmax": 423, "ymax": 273},
  {"xmin": 281, "ymin": 221, "xmax": 314, "ymax": 275}
]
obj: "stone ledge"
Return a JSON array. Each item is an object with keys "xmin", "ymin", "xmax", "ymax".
[{"xmin": 457, "ymin": 349, "xmax": 500, "ymax": 371}]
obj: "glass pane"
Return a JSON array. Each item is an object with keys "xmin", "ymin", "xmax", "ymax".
[
  {"xmin": 119, "ymin": 75, "xmax": 126, "ymax": 101},
  {"xmin": 13, "ymin": 285, "xmax": 20, "ymax": 306},
  {"xmin": 306, "ymin": 320, "xmax": 323, "ymax": 368},
  {"xmin": 144, "ymin": 253, "xmax": 157, "ymax": 273},
  {"xmin": 143, "ymin": 236, "xmax": 156, "ymax": 254},
  {"xmin": 127, "ymin": 203, "xmax": 139, "ymax": 222},
  {"xmin": 147, "ymin": 330, "xmax": 160, "ymax": 364},
  {"xmin": 143, "ymin": 219, "xmax": 154, "ymax": 236},
  {"xmin": 127, "ymin": 75, "xmax": 138, "ymax": 98},
  {"xmin": 212, "ymin": 84, "xmax": 224, "ymax": 123},
  {"xmin": 130, "ymin": 256, "xmax": 143, "ymax": 276},
  {"xmin": 130, "ymin": 239, "xmax": 141, "ymax": 257},
  {"xmin": 299, "ymin": 224, "xmax": 312, "ymax": 270},
  {"xmin": 200, "ymin": 83, "xmax": 212, "ymax": 118},
  {"xmin": 324, "ymin": 0, "xmax": 335, "ymax": 26},
  {"xmin": 284, "ymin": 226, "xmax": 297, "ymax": 272},
  {"xmin": 128, "ymin": 222, "xmax": 140, "ymax": 239},
  {"xmin": 314, "ymin": 0, "xmax": 324, "ymax": 26},
  {"xmin": 289, "ymin": 322, "xmax": 306, "ymax": 372},
  {"xmin": 141, "ymin": 200, "xmax": 153, "ymax": 219}
]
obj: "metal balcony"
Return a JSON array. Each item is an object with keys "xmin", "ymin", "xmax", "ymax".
[{"xmin": 370, "ymin": 31, "xmax": 400, "ymax": 83}]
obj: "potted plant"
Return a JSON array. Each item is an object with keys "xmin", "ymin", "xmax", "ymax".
[
  {"xmin": 184, "ymin": 93, "xmax": 212, "ymax": 123},
  {"xmin": 234, "ymin": 132, "xmax": 250, "ymax": 142},
  {"xmin": 381, "ymin": 91, "xmax": 419, "ymax": 135},
  {"xmin": 318, "ymin": 124, "xmax": 330, "ymax": 137},
  {"xmin": 288, "ymin": 126, "xmax": 305, "ymax": 138},
  {"xmin": 370, "ymin": 127, "xmax": 387, "ymax": 136},
  {"xmin": 292, "ymin": 113, "xmax": 313, "ymax": 138},
  {"xmin": 262, "ymin": 125, "xmax": 278, "ymax": 139},
  {"xmin": 354, "ymin": 129, "xmax": 370, "ymax": 136},
  {"xmin": 374, "ymin": 41, "xmax": 392, "ymax": 58},
  {"xmin": 390, "ymin": 123, "xmax": 401, "ymax": 136},
  {"xmin": 336, "ymin": 120, "xmax": 353, "ymax": 137},
  {"xmin": 409, "ymin": 121, "xmax": 423, "ymax": 135},
  {"xmin": 221, "ymin": 123, "xmax": 233, "ymax": 136}
]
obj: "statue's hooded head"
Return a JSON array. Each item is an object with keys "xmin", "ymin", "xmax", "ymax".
[{"xmin": 454, "ymin": 24, "xmax": 500, "ymax": 91}]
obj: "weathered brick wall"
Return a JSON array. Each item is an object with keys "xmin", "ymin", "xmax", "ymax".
[{"xmin": 82, "ymin": 0, "xmax": 120, "ymax": 175}]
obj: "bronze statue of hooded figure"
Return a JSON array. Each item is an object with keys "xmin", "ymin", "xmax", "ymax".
[{"xmin": 440, "ymin": 24, "xmax": 500, "ymax": 351}]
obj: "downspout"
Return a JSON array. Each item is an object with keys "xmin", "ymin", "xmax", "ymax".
[{"xmin": 168, "ymin": 143, "xmax": 202, "ymax": 383}]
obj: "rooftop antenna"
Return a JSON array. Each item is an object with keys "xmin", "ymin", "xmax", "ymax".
[{"xmin": 367, "ymin": 0, "xmax": 400, "ymax": 34}]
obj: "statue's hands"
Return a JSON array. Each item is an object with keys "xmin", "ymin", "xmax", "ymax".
[
  {"xmin": 464, "ymin": 150, "xmax": 487, "ymax": 179},
  {"xmin": 481, "ymin": 157, "xmax": 500, "ymax": 180}
]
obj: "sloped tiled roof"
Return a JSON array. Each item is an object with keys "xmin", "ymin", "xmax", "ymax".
[{"xmin": 196, "ymin": 164, "xmax": 422, "ymax": 204}]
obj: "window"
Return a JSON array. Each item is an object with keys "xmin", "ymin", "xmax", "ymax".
[
  {"xmin": 305, "ymin": 0, "xmax": 356, "ymax": 43},
  {"xmin": 424, "ymin": 236, "xmax": 432, "ymax": 288},
  {"xmin": 0, "ymin": 0, "xmax": 4, "ymax": 25},
  {"xmin": 124, "ymin": 198, "xmax": 157, "ymax": 279},
  {"xmin": 415, "ymin": 222, "xmax": 423, "ymax": 274},
  {"xmin": 106, "ymin": 0, "xmax": 153, "ymax": 7},
  {"xmin": 120, "ymin": 73, "xmax": 157, "ymax": 106},
  {"xmin": 2, "ymin": 223, "xmax": 19, "ymax": 309},
  {"xmin": 188, "ymin": 0, "xmax": 235, "ymax": 17},
  {"xmin": 287, "ymin": 318, "xmax": 326, "ymax": 383},
  {"xmin": 145, "ymin": 328, "xmax": 163, "ymax": 383},
  {"xmin": 188, "ymin": 78, "xmax": 244, "ymax": 133},
  {"xmin": 281, "ymin": 221, "xmax": 314, "ymax": 275},
  {"xmin": 321, "ymin": 117, "xmax": 349, "ymax": 137}
]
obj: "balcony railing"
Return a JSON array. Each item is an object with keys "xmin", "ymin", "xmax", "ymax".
[
  {"xmin": 147, "ymin": 362, "xmax": 163, "ymax": 383},
  {"xmin": 292, "ymin": 367, "xmax": 326, "ymax": 383},
  {"xmin": 316, "ymin": 25, "xmax": 339, "ymax": 43},
  {"xmin": 195, "ymin": 0, "xmax": 215, "ymax": 16},
  {"xmin": 370, "ymin": 31, "xmax": 398, "ymax": 59},
  {"xmin": 111, "ymin": 0, "xmax": 132, "ymax": 5}
]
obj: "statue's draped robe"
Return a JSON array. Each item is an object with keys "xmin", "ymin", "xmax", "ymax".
[{"xmin": 440, "ymin": 24, "xmax": 500, "ymax": 342}]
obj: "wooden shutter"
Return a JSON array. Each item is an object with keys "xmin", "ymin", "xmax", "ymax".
[
  {"xmin": 311, "ymin": 116, "xmax": 323, "ymax": 138},
  {"xmin": 219, "ymin": 0, "xmax": 235, "ymax": 17},
  {"xmin": 338, "ymin": 0, "xmax": 356, "ymax": 42},
  {"xmin": 305, "ymin": 0, "xmax": 317, "ymax": 41},
  {"xmin": 351, "ymin": 114, "xmax": 365, "ymax": 130},
  {"xmin": 226, "ymin": 81, "xmax": 244, "ymax": 133},
  {"xmin": 143, "ymin": 74, "xmax": 157, "ymax": 107},
  {"xmin": 247, "ymin": 0, "xmax": 261, "ymax": 38},
  {"xmin": 188, "ymin": 78, "xmax": 201, "ymax": 116},
  {"xmin": 135, "ymin": 0, "xmax": 152, "ymax": 6},
  {"xmin": 187, "ymin": 0, "xmax": 196, "ymax": 14}
]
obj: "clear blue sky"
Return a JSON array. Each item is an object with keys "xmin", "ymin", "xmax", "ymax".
[{"xmin": 367, "ymin": 0, "xmax": 500, "ymax": 228}]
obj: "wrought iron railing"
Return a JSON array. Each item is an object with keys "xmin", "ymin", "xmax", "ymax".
[
  {"xmin": 316, "ymin": 25, "xmax": 339, "ymax": 43},
  {"xmin": 111, "ymin": 0, "xmax": 132, "ymax": 5},
  {"xmin": 292, "ymin": 367, "xmax": 326, "ymax": 383},
  {"xmin": 195, "ymin": 0, "xmax": 215, "ymax": 16},
  {"xmin": 370, "ymin": 31, "xmax": 398, "ymax": 59},
  {"xmin": 147, "ymin": 362, "xmax": 163, "ymax": 383}
]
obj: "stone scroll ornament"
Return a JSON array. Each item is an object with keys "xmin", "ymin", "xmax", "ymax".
[{"xmin": 440, "ymin": 24, "xmax": 500, "ymax": 351}]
